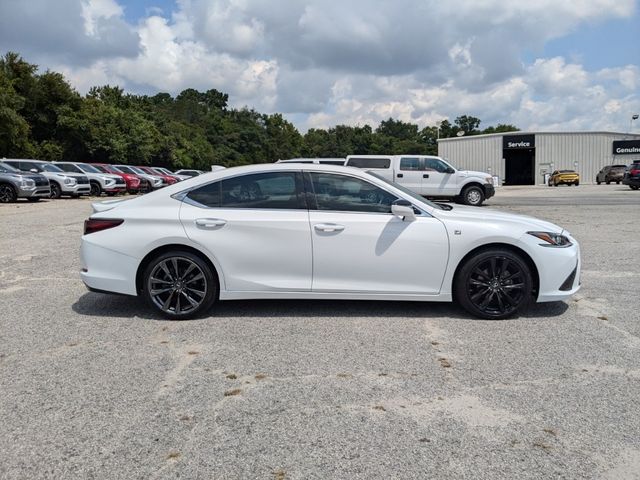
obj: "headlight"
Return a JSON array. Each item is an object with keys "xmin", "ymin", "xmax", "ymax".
[
  {"xmin": 63, "ymin": 177, "xmax": 77, "ymax": 185},
  {"xmin": 485, "ymin": 176, "xmax": 493, "ymax": 185},
  {"xmin": 527, "ymin": 231, "xmax": 572, "ymax": 247},
  {"xmin": 20, "ymin": 178, "xmax": 35, "ymax": 188}
]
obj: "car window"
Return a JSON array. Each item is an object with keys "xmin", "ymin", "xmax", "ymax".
[
  {"xmin": 319, "ymin": 160, "xmax": 346, "ymax": 165},
  {"xmin": 0, "ymin": 162, "xmax": 19, "ymax": 173},
  {"xmin": 309, "ymin": 172, "xmax": 398, "ymax": 213},
  {"xmin": 424, "ymin": 158, "xmax": 449, "ymax": 172},
  {"xmin": 346, "ymin": 157, "xmax": 391, "ymax": 169},
  {"xmin": 187, "ymin": 172, "xmax": 306, "ymax": 209},
  {"xmin": 400, "ymin": 157, "xmax": 422, "ymax": 171}
]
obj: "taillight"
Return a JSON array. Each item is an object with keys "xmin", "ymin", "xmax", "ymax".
[{"xmin": 84, "ymin": 218, "xmax": 123, "ymax": 235}]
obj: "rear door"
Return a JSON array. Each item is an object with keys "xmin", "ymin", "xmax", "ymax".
[
  {"xmin": 396, "ymin": 157, "xmax": 424, "ymax": 194},
  {"xmin": 179, "ymin": 171, "xmax": 313, "ymax": 292}
]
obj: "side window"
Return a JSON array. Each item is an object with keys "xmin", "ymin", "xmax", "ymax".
[
  {"xmin": 187, "ymin": 172, "xmax": 305, "ymax": 209},
  {"xmin": 346, "ymin": 157, "xmax": 391, "ymax": 169},
  {"xmin": 20, "ymin": 162, "xmax": 38, "ymax": 172},
  {"xmin": 424, "ymin": 158, "xmax": 449, "ymax": 173},
  {"xmin": 309, "ymin": 173, "xmax": 398, "ymax": 213},
  {"xmin": 319, "ymin": 160, "xmax": 346, "ymax": 165},
  {"xmin": 187, "ymin": 182, "xmax": 221, "ymax": 207},
  {"xmin": 400, "ymin": 157, "xmax": 422, "ymax": 171}
]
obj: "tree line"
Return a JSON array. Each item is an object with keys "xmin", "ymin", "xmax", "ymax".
[{"xmin": 0, "ymin": 52, "xmax": 519, "ymax": 169}]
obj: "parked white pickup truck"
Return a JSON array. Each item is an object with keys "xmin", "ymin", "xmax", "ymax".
[{"xmin": 345, "ymin": 155, "xmax": 495, "ymax": 206}]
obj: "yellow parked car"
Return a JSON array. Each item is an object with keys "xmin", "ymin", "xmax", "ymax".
[{"xmin": 548, "ymin": 170, "xmax": 580, "ymax": 186}]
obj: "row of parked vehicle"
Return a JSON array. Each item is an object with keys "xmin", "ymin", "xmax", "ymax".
[
  {"xmin": 0, "ymin": 158, "xmax": 207, "ymax": 203},
  {"xmin": 547, "ymin": 163, "xmax": 640, "ymax": 188}
]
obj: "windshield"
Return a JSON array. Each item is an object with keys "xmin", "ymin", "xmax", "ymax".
[
  {"xmin": 39, "ymin": 163, "xmax": 64, "ymax": 173},
  {"xmin": 130, "ymin": 166, "xmax": 146, "ymax": 175},
  {"xmin": 78, "ymin": 163, "xmax": 101, "ymax": 173},
  {"xmin": 369, "ymin": 172, "xmax": 443, "ymax": 210},
  {"xmin": 0, "ymin": 162, "xmax": 19, "ymax": 173},
  {"xmin": 93, "ymin": 165, "xmax": 109, "ymax": 173}
]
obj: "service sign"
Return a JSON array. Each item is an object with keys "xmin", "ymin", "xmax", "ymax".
[
  {"xmin": 503, "ymin": 134, "xmax": 535, "ymax": 149},
  {"xmin": 613, "ymin": 140, "xmax": 640, "ymax": 155}
]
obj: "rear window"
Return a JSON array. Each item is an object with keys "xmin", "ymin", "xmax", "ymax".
[
  {"xmin": 346, "ymin": 157, "xmax": 391, "ymax": 169},
  {"xmin": 559, "ymin": 170, "xmax": 576, "ymax": 173},
  {"xmin": 318, "ymin": 160, "xmax": 346, "ymax": 165}
]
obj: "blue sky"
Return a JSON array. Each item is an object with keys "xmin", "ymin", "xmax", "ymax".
[{"xmin": 0, "ymin": 0, "xmax": 638, "ymax": 132}]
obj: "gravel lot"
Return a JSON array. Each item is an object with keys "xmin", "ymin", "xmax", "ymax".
[{"xmin": 1, "ymin": 184, "xmax": 639, "ymax": 479}]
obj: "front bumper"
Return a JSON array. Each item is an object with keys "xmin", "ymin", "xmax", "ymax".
[
  {"xmin": 483, "ymin": 184, "xmax": 495, "ymax": 199},
  {"xmin": 18, "ymin": 185, "xmax": 51, "ymax": 198},
  {"xmin": 62, "ymin": 183, "xmax": 91, "ymax": 196}
]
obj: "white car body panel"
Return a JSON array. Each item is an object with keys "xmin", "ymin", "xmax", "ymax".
[{"xmin": 80, "ymin": 164, "xmax": 580, "ymax": 311}]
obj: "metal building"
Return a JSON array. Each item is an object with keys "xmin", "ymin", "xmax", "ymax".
[{"xmin": 438, "ymin": 131, "xmax": 640, "ymax": 185}]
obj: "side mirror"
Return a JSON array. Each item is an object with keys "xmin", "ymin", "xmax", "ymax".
[
  {"xmin": 391, "ymin": 199, "xmax": 416, "ymax": 221},
  {"xmin": 445, "ymin": 167, "xmax": 455, "ymax": 174}
]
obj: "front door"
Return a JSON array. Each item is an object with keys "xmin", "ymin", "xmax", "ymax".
[
  {"xmin": 179, "ymin": 171, "xmax": 313, "ymax": 292},
  {"xmin": 307, "ymin": 172, "xmax": 449, "ymax": 294},
  {"xmin": 423, "ymin": 157, "xmax": 457, "ymax": 195}
]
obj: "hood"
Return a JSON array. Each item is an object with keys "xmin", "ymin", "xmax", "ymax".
[
  {"xmin": 457, "ymin": 170, "xmax": 491, "ymax": 179},
  {"xmin": 434, "ymin": 205, "xmax": 563, "ymax": 234}
]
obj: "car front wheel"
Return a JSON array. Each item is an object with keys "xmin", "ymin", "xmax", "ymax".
[
  {"xmin": 142, "ymin": 251, "xmax": 217, "ymax": 319},
  {"xmin": 90, "ymin": 182, "xmax": 102, "ymax": 197},
  {"xmin": 454, "ymin": 249, "xmax": 533, "ymax": 320},
  {"xmin": 50, "ymin": 182, "xmax": 62, "ymax": 199}
]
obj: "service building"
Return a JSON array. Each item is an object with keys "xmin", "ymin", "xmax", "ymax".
[{"xmin": 437, "ymin": 131, "xmax": 640, "ymax": 185}]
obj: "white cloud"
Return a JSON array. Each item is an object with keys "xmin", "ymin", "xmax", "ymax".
[{"xmin": 1, "ymin": 0, "xmax": 637, "ymax": 133}]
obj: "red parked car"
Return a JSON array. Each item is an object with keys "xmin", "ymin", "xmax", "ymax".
[
  {"xmin": 136, "ymin": 166, "xmax": 179, "ymax": 185},
  {"xmin": 91, "ymin": 163, "xmax": 145, "ymax": 193}
]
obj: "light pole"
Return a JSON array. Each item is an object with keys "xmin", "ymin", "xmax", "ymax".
[{"xmin": 631, "ymin": 114, "xmax": 639, "ymax": 132}]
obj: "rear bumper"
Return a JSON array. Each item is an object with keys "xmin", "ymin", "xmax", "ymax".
[
  {"xmin": 80, "ymin": 239, "xmax": 138, "ymax": 296},
  {"xmin": 622, "ymin": 176, "xmax": 640, "ymax": 187}
]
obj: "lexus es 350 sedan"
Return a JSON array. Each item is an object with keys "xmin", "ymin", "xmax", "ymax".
[{"xmin": 80, "ymin": 164, "xmax": 581, "ymax": 320}]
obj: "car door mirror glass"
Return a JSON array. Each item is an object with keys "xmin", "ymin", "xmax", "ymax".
[{"xmin": 391, "ymin": 199, "xmax": 416, "ymax": 221}]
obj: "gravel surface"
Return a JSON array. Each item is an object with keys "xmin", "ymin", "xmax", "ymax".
[{"xmin": 1, "ymin": 185, "xmax": 639, "ymax": 479}]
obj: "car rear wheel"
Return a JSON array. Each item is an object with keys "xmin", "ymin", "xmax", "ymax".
[
  {"xmin": 596, "ymin": 180, "xmax": 601, "ymax": 185},
  {"xmin": 575, "ymin": 181, "xmax": 579, "ymax": 186},
  {"xmin": 0, "ymin": 183, "xmax": 17, "ymax": 203},
  {"xmin": 142, "ymin": 251, "xmax": 217, "ymax": 320},
  {"xmin": 461, "ymin": 185, "xmax": 485, "ymax": 206},
  {"xmin": 631, "ymin": 185, "xmax": 639, "ymax": 190},
  {"xmin": 455, "ymin": 249, "xmax": 533, "ymax": 320}
]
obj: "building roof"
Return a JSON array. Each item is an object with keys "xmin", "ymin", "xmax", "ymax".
[{"xmin": 437, "ymin": 131, "xmax": 640, "ymax": 142}]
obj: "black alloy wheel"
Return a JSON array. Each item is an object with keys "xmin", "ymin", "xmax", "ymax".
[
  {"xmin": 455, "ymin": 249, "xmax": 533, "ymax": 320},
  {"xmin": 50, "ymin": 182, "xmax": 62, "ymax": 199},
  {"xmin": 0, "ymin": 184, "xmax": 17, "ymax": 203},
  {"xmin": 143, "ymin": 251, "xmax": 217, "ymax": 319}
]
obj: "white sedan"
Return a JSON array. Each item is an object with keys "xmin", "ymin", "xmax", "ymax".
[{"xmin": 80, "ymin": 164, "xmax": 580, "ymax": 320}]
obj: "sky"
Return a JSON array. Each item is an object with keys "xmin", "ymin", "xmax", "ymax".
[{"xmin": 0, "ymin": 0, "xmax": 638, "ymax": 133}]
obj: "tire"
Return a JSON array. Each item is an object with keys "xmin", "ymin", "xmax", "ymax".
[
  {"xmin": 631, "ymin": 185, "xmax": 639, "ymax": 190},
  {"xmin": 90, "ymin": 181, "xmax": 102, "ymax": 197},
  {"xmin": 575, "ymin": 181, "xmax": 579, "ymax": 186},
  {"xmin": 554, "ymin": 182, "xmax": 558, "ymax": 187},
  {"xmin": 461, "ymin": 185, "xmax": 485, "ymax": 206},
  {"xmin": 596, "ymin": 180, "xmax": 601, "ymax": 185},
  {"xmin": 49, "ymin": 182, "xmax": 62, "ymax": 199},
  {"xmin": 606, "ymin": 181, "xmax": 610, "ymax": 185},
  {"xmin": 26, "ymin": 197, "xmax": 41, "ymax": 202},
  {"xmin": 454, "ymin": 248, "xmax": 533, "ymax": 320},
  {"xmin": 0, "ymin": 183, "xmax": 17, "ymax": 203},
  {"xmin": 142, "ymin": 250, "xmax": 217, "ymax": 320},
  {"xmin": 616, "ymin": 181, "xmax": 620, "ymax": 184}
]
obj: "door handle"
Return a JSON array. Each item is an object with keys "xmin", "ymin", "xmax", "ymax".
[
  {"xmin": 195, "ymin": 218, "xmax": 227, "ymax": 228},
  {"xmin": 423, "ymin": 173, "xmax": 429, "ymax": 178},
  {"xmin": 314, "ymin": 223, "xmax": 345, "ymax": 233},
  {"xmin": 397, "ymin": 173, "xmax": 404, "ymax": 178}
]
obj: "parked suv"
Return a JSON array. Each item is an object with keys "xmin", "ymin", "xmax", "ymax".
[
  {"xmin": 345, "ymin": 155, "xmax": 495, "ymax": 206},
  {"xmin": 623, "ymin": 162, "xmax": 640, "ymax": 190},
  {"xmin": 91, "ymin": 163, "xmax": 143, "ymax": 193},
  {"xmin": 3, "ymin": 159, "xmax": 90, "ymax": 198},
  {"xmin": 150, "ymin": 167, "xmax": 190, "ymax": 181},
  {"xmin": 596, "ymin": 165, "xmax": 626, "ymax": 184},
  {"xmin": 54, "ymin": 162, "xmax": 126, "ymax": 196},
  {"xmin": 174, "ymin": 169, "xmax": 206, "ymax": 177},
  {"xmin": 0, "ymin": 161, "xmax": 51, "ymax": 202},
  {"xmin": 136, "ymin": 166, "xmax": 178, "ymax": 185}
]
